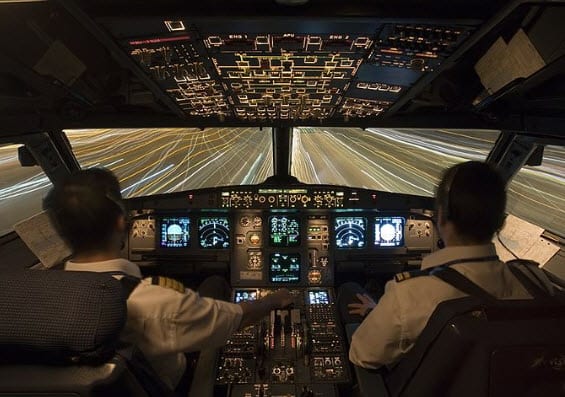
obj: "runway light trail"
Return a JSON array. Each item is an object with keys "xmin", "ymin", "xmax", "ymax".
[
  {"xmin": 0, "ymin": 128, "xmax": 563, "ymax": 237},
  {"xmin": 121, "ymin": 164, "xmax": 175, "ymax": 195},
  {"xmin": 0, "ymin": 174, "xmax": 51, "ymax": 200}
]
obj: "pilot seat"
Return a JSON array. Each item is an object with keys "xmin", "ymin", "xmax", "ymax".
[
  {"xmin": 0, "ymin": 269, "xmax": 175, "ymax": 397},
  {"xmin": 349, "ymin": 261, "xmax": 565, "ymax": 397}
]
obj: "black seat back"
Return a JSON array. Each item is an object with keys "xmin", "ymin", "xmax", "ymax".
[
  {"xmin": 0, "ymin": 270, "xmax": 173, "ymax": 397},
  {"xmin": 386, "ymin": 297, "xmax": 565, "ymax": 397},
  {"xmin": 0, "ymin": 270, "xmax": 126, "ymax": 365}
]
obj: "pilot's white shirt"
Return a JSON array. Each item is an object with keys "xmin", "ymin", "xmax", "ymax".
[
  {"xmin": 349, "ymin": 243, "xmax": 531, "ymax": 369},
  {"xmin": 65, "ymin": 258, "xmax": 243, "ymax": 389}
]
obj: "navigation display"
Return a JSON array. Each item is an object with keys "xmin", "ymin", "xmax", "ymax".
[
  {"xmin": 198, "ymin": 217, "xmax": 230, "ymax": 249},
  {"xmin": 374, "ymin": 217, "xmax": 405, "ymax": 247},
  {"xmin": 159, "ymin": 216, "xmax": 190, "ymax": 248},
  {"xmin": 308, "ymin": 290, "xmax": 330, "ymax": 305},
  {"xmin": 269, "ymin": 215, "xmax": 300, "ymax": 247},
  {"xmin": 269, "ymin": 253, "xmax": 301, "ymax": 283},
  {"xmin": 234, "ymin": 289, "xmax": 258, "ymax": 303},
  {"xmin": 334, "ymin": 217, "xmax": 366, "ymax": 248}
]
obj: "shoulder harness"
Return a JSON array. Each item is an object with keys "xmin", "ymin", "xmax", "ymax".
[{"xmin": 395, "ymin": 255, "xmax": 500, "ymax": 283}]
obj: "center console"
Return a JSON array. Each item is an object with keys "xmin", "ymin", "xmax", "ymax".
[{"xmin": 216, "ymin": 288, "xmax": 347, "ymax": 396}]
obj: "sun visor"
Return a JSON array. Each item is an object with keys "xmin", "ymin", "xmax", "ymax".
[{"xmin": 474, "ymin": 29, "xmax": 545, "ymax": 96}]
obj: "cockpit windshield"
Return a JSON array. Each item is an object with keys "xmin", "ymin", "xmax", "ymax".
[
  {"xmin": 65, "ymin": 128, "xmax": 273, "ymax": 198},
  {"xmin": 292, "ymin": 128, "xmax": 500, "ymax": 196},
  {"xmin": 66, "ymin": 127, "xmax": 500, "ymax": 198}
]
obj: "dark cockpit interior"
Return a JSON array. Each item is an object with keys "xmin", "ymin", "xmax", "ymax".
[{"xmin": 0, "ymin": 1, "xmax": 564, "ymax": 396}]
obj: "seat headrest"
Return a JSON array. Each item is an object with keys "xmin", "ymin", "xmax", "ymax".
[{"xmin": 0, "ymin": 270, "xmax": 127, "ymax": 365}]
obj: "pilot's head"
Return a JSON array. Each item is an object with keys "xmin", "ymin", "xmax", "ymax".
[
  {"xmin": 435, "ymin": 161, "xmax": 506, "ymax": 246},
  {"xmin": 44, "ymin": 168, "xmax": 126, "ymax": 255}
]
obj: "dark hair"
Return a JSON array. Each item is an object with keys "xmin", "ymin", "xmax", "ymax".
[
  {"xmin": 43, "ymin": 168, "xmax": 125, "ymax": 253},
  {"xmin": 436, "ymin": 161, "xmax": 506, "ymax": 243}
]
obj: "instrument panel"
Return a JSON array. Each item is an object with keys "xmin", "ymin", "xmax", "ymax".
[
  {"xmin": 128, "ymin": 185, "xmax": 435, "ymax": 285},
  {"xmin": 199, "ymin": 217, "xmax": 231, "ymax": 248},
  {"xmin": 334, "ymin": 217, "xmax": 367, "ymax": 249},
  {"xmin": 220, "ymin": 188, "xmax": 348, "ymax": 209}
]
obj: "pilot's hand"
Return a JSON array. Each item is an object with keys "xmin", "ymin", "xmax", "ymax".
[
  {"xmin": 270, "ymin": 288, "xmax": 294, "ymax": 308},
  {"xmin": 348, "ymin": 293, "xmax": 376, "ymax": 317}
]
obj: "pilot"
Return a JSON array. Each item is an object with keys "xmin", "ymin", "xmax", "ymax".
[
  {"xmin": 342, "ymin": 161, "xmax": 530, "ymax": 370},
  {"xmin": 43, "ymin": 168, "xmax": 293, "ymax": 391}
]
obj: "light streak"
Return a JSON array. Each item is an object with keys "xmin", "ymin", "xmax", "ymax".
[{"xmin": 121, "ymin": 165, "xmax": 175, "ymax": 194}]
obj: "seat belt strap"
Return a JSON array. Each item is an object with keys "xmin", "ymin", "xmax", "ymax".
[
  {"xmin": 506, "ymin": 259, "xmax": 565, "ymax": 303},
  {"xmin": 432, "ymin": 267, "xmax": 498, "ymax": 303}
]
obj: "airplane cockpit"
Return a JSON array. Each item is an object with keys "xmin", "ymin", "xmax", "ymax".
[{"xmin": 0, "ymin": 1, "xmax": 564, "ymax": 396}]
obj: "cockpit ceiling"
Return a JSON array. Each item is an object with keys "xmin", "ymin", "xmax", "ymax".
[
  {"xmin": 108, "ymin": 21, "xmax": 474, "ymax": 123},
  {"xmin": 0, "ymin": 1, "xmax": 564, "ymax": 130}
]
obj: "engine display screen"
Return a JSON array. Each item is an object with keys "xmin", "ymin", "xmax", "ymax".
[
  {"xmin": 269, "ymin": 215, "xmax": 300, "ymax": 247},
  {"xmin": 374, "ymin": 217, "xmax": 405, "ymax": 247},
  {"xmin": 269, "ymin": 253, "xmax": 301, "ymax": 283},
  {"xmin": 198, "ymin": 217, "xmax": 230, "ymax": 249},
  {"xmin": 159, "ymin": 216, "xmax": 190, "ymax": 248},
  {"xmin": 334, "ymin": 217, "xmax": 366, "ymax": 248},
  {"xmin": 308, "ymin": 290, "xmax": 330, "ymax": 305},
  {"xmin": 234, "ymin": 289, "xmax": 258, "ymax": 303}
]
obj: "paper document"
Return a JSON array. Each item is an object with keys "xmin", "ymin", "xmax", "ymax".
[
  {"xmin": 494, "ymin": 214, "xmax": 560, "ymax": 266},
  {"xmin": 13, "ymin": 211, "xmax": 71, "ymax": 268}
]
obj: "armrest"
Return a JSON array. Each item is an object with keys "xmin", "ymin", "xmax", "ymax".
[
  {"xmin": 345, "ymin": 323, "xmax": 390, "ymax": 397},
  {"xmin": 189, "ymin": 348, "xmax": 218, "ymax": 397},
  {"xmin": 353, "ymin": 365, "xmax": 390, "ymax": 397}
]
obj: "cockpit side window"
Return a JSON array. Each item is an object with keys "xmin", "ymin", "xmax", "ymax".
[
  {"xmin": 507, "ymin": 144, "xmax": 565, "ymax": 237},
  {"xmin": 0, "ymin": 144, "xmax": 52, "ymax": 237}
]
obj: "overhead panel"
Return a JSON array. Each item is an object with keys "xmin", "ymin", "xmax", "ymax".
[
  {"xmin": 126, "ymin": 34, "xmax": 230, "ymax": 119},
  {"xmin": 104, "ymin": 19, "xmax": 476, "ymax": 124},
  {"xmin": 207, "ymin": 33, "xmax": 370, "ymax": 121}
]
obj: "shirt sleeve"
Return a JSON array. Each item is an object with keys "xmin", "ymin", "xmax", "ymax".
[
  {"xmin": 126, "ymin": 282, "xmax": 243, "ymax": 355},
  {"xmin": 349, "ymin": 280, "xmax": 404, "ymax": 369},
  {"xmin": 172, "ymin": 292, "xmax": 243, "ymax": 352}
]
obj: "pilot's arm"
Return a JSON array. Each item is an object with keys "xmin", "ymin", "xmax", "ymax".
[
  {"xmin": 167, "ymin": 290, "xmax": 293, "ymax": 351},
  {"xmin": 122, "ymin": 280, "xmax": 291, "ymax": 389},
  {"xmin": 239, "ymin": 289, "xmax": 294, "ymax": 328},
  {"xmin": 349, "ymin": 280, "xmax": 406, "ymax": 369},
  {"xmin": 127, "ymin": 281, "xmax": 293, "ymax": 355},
  {"xmin": 127, "ymin": 282, "xmax": 242, "ymax": 354}
]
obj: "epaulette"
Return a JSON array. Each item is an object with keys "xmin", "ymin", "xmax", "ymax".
[
  {"xmin": 395, "ymin": 269, "xmax": 430, "ymax": 283},
  {"xmin": 151, "ymin": 276, "xmax": 185, "ymax": 293}
]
